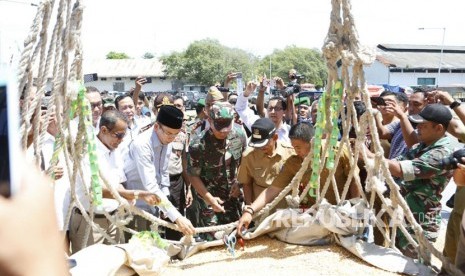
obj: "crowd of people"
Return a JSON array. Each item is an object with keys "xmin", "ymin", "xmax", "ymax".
[{"xmin": 6, "ymin": 71, "xmax": 465, "ymax": 274}]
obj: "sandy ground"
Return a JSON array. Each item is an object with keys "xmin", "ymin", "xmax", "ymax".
[
  {"xmin": 172, "ymin": 110, "xmax": 457, "ymax": 275},
  {"xmin": 164, "ymin": 236, "xmax": 399, "ymax": 276},
  {"xmin": 162, "ymin": 225, "xmax": 447, "ymax": 276},
  {"xmin": 162, "ymin": 181, "xmax": 456, "ymax": 276}
]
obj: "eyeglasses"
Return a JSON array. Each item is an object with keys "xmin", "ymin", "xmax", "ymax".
[
  {"xmin": 228, "ymin": 99, "xmax": 237, "ymax": 105},
  {"xmin": 110, "ymin": 131, "xmax": 126, "ymax": 139},
  {"xmin": 90, "ymin": 102, "xmax": 102, "ymax": 109},
  {"xmin": 267, "ymin": 106, "xmax": 283, "ymax": 112},
  {"xmin": 159, "ymin": 124, "xmax": 178, "ymax": 138}
]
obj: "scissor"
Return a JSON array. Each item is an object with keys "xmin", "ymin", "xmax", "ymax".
[{"xmin": 223, "ymin": 233, "xmax": 236, "ymax": 257}]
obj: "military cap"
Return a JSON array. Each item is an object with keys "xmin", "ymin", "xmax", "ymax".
[
  {"xmin": 197, "ymin": 98, "xmax": 206, "ymax": 107},
  {"xmin": 206, "ymin": 86, "xmax": 224, "ymax": 104},
  {"xmin": 294, "ymin": 96, "xmax": 311, "ymax": 106},
  {"xmin": 209, "ymin": 101, "xmax": 234, "ymax": 132}
]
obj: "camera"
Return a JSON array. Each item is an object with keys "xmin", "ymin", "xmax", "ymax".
[
  {"xmin": 216, "ymin": 86, "xmax": 230, "ymax": 93},
  {"xmin": 290, "ymin": 74, "xmax": 304, "ymax": 80},
  {"xmin": 280, "ymin": 83, "xmax": 301, "ymax": 98},
  {"xmin": 440, "ymin": 148, "xmax": 465, "ymax": 170}
]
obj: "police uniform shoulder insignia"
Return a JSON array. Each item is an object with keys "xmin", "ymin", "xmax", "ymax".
[
  {"xmin": 191, "ymin": 121, "xmax": 203, "ymax": 132},
  {"xmin": 139, "ymin": 123, "xmax": 154, "ymax": 134}
]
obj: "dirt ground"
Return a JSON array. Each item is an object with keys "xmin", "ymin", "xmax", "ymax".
[
  {"xmin": 162, "ymin": 224, "xmax": 447, "ymax": 276},
  {"xmin": 164, "ymin": 236, "xmax": 397, "ymax": 275}
]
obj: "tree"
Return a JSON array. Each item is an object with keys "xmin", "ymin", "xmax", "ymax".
[
  {"xmin": 106, "ymin": 51, "xmax": 130, "ymax": 59},
  {"xmin": 257, "ymin": 46, "xmax": 327, "ymax": 86},
  {"xmin": 161, "ymin": 38, "xmax": 259, "ymax": 87},
  {"xmin": 161, "ymin": 41, "xmax": 327, "ymax": 88},
  {"xmin": 143, "ymin": 52, "xmax": 155, "ymax": 59}
]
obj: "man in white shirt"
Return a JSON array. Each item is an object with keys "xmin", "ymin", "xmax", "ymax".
[
  {"xmin": 124, "ymin": 104, "xmax": 195, "ymax": 236},
  {"xmin": 85, "ymin": 86, "xmax": 103, "ymax": 129},
  {"xmin": 235, "ymin": 82, "xmax": 291, "ymax": 143},
  {"xmin": 69, "ymin": 110, "xmax": 160, "ymax": 253},
  {"xmin": 114, "ymin": 94, "xmax": 151, "ymax": 162}
]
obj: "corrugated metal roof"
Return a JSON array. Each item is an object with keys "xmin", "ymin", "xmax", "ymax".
[
  {"xmin": 82, "ymin": 59, "xmax": 165, "ymax": 77},
  {"xmin": 376, "ymin": 44, "xmax": 465, "ymax": 69},
  {"xmin": 379, "ymin": 44, "xmax": 465, "ymax": 52}
]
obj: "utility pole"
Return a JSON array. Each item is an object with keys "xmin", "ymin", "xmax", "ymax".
[{"xmin": 418, "ymin": 27, "xmax": 446, "ymax": 87}]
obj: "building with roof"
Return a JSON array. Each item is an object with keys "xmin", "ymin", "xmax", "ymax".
[
  {"xmin": 81, "ymin": 58, "xmax": 177, "ymax": 94},
  {"xmin": 364, "ymin": 44, "xmax": 465, "ymax": 91}
]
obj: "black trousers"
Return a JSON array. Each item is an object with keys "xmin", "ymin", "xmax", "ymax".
[{"xmin": 164, "ymin": 173, "xmax": 185, "ymax": 241}]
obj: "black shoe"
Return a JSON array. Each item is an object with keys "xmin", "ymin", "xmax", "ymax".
[{"xmin": 446, "ymin": 194, "xmax": 455, "ymax": 209}]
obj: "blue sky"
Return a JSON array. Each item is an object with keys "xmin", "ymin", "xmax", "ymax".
[{"xmin": 1, "ymin": 0, "xmax": 464, "ymax": 63}]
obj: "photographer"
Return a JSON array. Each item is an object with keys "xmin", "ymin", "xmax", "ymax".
[
  {"xmin": 426, "ymin": 90, "xmax": 465, "ymax": 142},
  {"xmin": 235, "ymin": 81, "xmax": 291, "ymax": 143},
  {"xmin": 273, "ymin": 69, "xmax": 303, "ymax": 126}
]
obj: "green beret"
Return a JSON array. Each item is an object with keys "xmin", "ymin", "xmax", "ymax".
[
  {"xmin": 197, "ymin": 98, "xmax": 206, "ymax": 107},
  {"xmin": 294, "ymin": 97, "xmax": 310, "ymax": 106}
]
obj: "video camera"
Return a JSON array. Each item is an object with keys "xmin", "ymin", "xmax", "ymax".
[
  {"xmin": 216, "ymin": 86, "xmax": 230, "ymax": 93},
  {"xmin": 280, "ymin": 83, "xmax": 301, "ymax": 98},
  {"xmin": 290, "ymin": 74, "xmax": 304, "ymax": 80},
  {"xmin": 439, "ymin": 148, "xmax": 465, "ymax": 170}
]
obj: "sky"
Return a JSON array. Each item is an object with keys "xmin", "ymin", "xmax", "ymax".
[{"xmin": 1, "ymin": 0, "xmax": 465, "ymax": 64}]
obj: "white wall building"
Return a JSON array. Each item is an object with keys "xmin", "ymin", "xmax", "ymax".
[
  {"xmin": 364, "ymin": 44, "xmax": 465, "ymax": 88},
  {"xmin": 81, "ymin": 59, "xmax": 176, "ymax": 94}
]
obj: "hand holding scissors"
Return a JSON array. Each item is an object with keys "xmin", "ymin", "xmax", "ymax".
[{"xmin": 223, "ymin": 234, "xmax": 236, "ymax": 257}]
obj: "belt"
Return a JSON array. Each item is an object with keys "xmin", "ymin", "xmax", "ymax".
[
  {"xmin": 73, "ymin": 208, "xmax": 116, "ymax": 219},
  {"xmin": 170, "ymin": 173, "xmax": 182, "ymax": 181}
]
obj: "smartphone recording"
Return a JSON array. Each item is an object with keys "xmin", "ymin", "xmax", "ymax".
[
  {"xmin": 0, "ymin": 65, "xmax": 21, "ymax": 197},
  {"xmin": 370, "ymin": 97, "xmax": 386, "ymax": 106}
]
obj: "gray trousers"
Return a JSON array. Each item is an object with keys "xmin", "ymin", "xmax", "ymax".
[{"xmin": 69, "ymin": 210, "xmax": 122, "ymax": 253}]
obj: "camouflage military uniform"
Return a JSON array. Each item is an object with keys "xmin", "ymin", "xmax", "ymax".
[
  {"xmin": 395, "ymin": 136, "xmax": 454, "ymax": 257},
  {"xmin": 187, "ymin": 105, "xmax": 247, "ymax": 230}
]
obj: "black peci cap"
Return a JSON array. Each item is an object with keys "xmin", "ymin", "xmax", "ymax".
[{"xmin": 157, "ymin": 105, "xmax": 184, "ymax": 129}]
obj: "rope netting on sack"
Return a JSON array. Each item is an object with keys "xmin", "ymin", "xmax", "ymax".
[{"xmin": 16, "ymin": 0, "xmax": 463, "ymax": 275}]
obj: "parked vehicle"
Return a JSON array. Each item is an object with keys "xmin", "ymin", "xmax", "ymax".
[{"xmin": 184, "ymin": 91, "xmax": 204, "ymax": 109}]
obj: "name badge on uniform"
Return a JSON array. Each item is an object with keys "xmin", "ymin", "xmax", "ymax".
[{"xmin": 229, "ymin": 137, "xmax": 243, "ymax": 160}]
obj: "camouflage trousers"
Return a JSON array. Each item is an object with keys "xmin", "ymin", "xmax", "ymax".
[
  {"xmin": 197, "ymin": 195, "xmax": 242, "ymax": 241},
  {"xmin": 396, "ymin": 220, "xmax": 439, "ymax": 259}
]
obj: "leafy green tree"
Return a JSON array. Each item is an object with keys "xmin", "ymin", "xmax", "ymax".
[
  {"xmin": 161, "ymin": 41, "xmax": 327, "ymax": 88},
  {"xmin": 106, "ymin": 51, "xmax": 130, "ymax": 59},
  {"xmin": 258, "ymin": 46, "xmax": 327, "ymax": 86},
  {"xmin": 143, "ymin": 52, "xmax": 155, "ymax": 59},
  {"xmin": 161, "ymin": 38, "xmax": 259, "ymax": 86}
]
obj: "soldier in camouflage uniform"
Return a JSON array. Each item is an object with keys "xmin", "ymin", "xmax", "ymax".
[
  {"xmin": 187, "ymin": 102, "xmax": 247, "ymax": 237},
  {"xmin": 374, "ymin": 104, "xmax": 455, "ymax": 258}
]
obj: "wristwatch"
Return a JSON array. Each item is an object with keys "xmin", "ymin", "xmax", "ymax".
[
  {"xmin": 134, "ymin": 191, "xmax": 140, "ymax": 200},
  {"xmin": 450, "ymin": 101, "xmax": 461, "ymax": 109}
]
